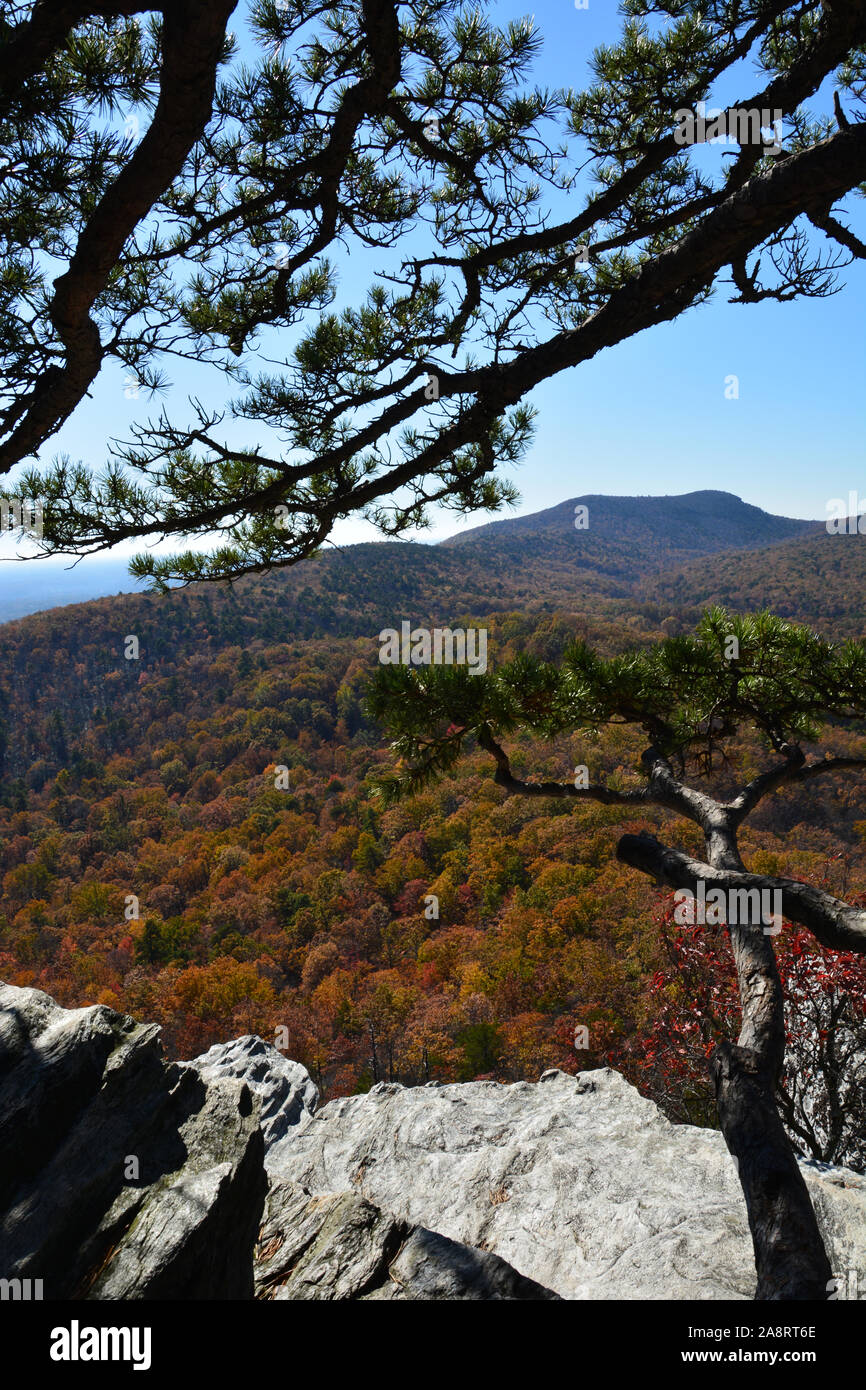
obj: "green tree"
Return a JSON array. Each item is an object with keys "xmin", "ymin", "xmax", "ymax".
[
  {"xmin": 352, "ymin": 830, "xmax": 385, "ymax": 876},
  {"xmin": 2, "ymin": 2, "xmax": 866, "ymax": 580},
  {"xmin": 367, "ymin": 608, "xmax": 866, "ymax": 1300},
  {"xmin": 136, "ymin": 917, "xmax": 168, "ymax": 966},
  {"xmin": 457, "ymin": 1021, "xmax": 503, "ymax": 1079},
  {"xmin": 271, "ymin": 886, "xmax": 312, "ymax": 929}
]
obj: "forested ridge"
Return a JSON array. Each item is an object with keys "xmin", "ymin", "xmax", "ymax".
[{"xmin": 1, "ymin": 492, "xmax": 865, "ymax": 1132}]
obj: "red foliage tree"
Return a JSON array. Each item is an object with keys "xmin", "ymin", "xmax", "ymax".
[{"xmin": 620, "ymin": 902, "xmax": 866, "ymax": 1172}]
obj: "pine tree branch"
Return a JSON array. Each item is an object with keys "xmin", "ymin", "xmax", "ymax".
[
  {"xmin": 0, "ymin": 0, "xmax": 238, "ymax": 472},
  {"xmin": 617, "ymin": 832, "xmax": 866, "ymax": 953}
]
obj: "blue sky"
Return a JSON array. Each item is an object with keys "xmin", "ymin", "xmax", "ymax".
[
  {"xmin": 493, "ymin": 0, "xmax": 866, "ymax": 525},
  {"xmin": 2, "ymin": 0, "xmax": 864, "ymax": 607}
]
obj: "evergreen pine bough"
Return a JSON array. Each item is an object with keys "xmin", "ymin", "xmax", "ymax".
[{"xmin": 1, "ymin": 1, "xmax": 866, "ymax": 581}]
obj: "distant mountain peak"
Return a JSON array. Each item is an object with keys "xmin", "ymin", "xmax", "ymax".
[{"xmin": 441, "ymin": 489, "xmax": 817, "ymax": 552}]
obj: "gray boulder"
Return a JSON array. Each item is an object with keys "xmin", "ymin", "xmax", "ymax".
[
  {"xmin": 0, "ymin": 982, "xmax": 266, "ymax": 1299},
  {"xmin": 189, "ymin": 1035, "xmax": 318, "ymax": 1164},
  {"xmin": 256, "ymin": 1178, "xmax": 560, "ymax": 1300},
  {"xmin": 0, "ymin": 982, "xmax": 543, "ymax": 1302},
  {"xmin": 267, "ymin": 1067, "xmax": 866, "ymax": 1300}
]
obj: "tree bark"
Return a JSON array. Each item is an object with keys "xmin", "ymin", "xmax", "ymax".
[
  {"xmin": 710, "ymin": 1041, "xmax": 831, "ymax": 1299},
  {"xmin": 616, "ymin": 833, "xmax": 866, "ymax": 951},
  {"xmin": 618, "ymin": 821, "xmax": 833, "ymax": 1300}
]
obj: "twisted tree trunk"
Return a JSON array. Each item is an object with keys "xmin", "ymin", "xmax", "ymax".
[
  {"xmin": 483, "ymin": 735, "xmax": 842, "ymax": 1297},
  {"xmin": 620, "ymin": 818, "xmax": 832, "ymax": 1300}
]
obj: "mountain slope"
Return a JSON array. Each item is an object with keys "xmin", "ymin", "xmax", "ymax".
[
  {"xmin": 643, "ymin": 527, "xmax": 866, "ymax": 635},
  {"xmin": 443, "ymin": 489, "xmax": 818, "ymax": 574},
  {"xmin": 0, "ymin": 489, "xmax": 861, "ymax": 784},
  {"xmin": 0, "ymin": 489, "xmax": 819, "ymax": 626}
]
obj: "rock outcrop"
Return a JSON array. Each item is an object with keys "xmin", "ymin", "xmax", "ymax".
[
  {"xmin": 267, "ymin": 1067, "xmax": 866, "ymax": 1301},
  {"xmin": 189, "ymin": 1035, "xmax": 318, "ymax": 1163},
  {"xmin": 3, "ymin": 984, "xmax": 865, "ymax": 1301},
  {"xmin": 0, "ymin": 984, "xmax": 554, "ymax": 1300},
  {"xmin": 0, "ymin": 982, "xmax": 265, "ymax": 1299},
  {"xmin": 256, "ymin": 1179, "xmax": 559, "ymax": 1300}
]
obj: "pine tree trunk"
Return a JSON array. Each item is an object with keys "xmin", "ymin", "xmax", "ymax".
[
  {"xmin": 705, "ymin": 826, "xmax": 831, "ymax": 1299},
  {"xmin": 618, "ymin": 819, "xmax": 834, "ymax": 1298}
]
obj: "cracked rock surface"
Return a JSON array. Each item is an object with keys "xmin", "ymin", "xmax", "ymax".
[
  {"xmin": 255, "ymin": 1179, "xmax": 559, "ymax": 1300},
  {"xmin": 189, "ymin": 1034, "xmax": 318, "ymax": 1160},
  {"xmin": 267, "ymin": 1067, "xmax": 866, "ymax": 1300}
]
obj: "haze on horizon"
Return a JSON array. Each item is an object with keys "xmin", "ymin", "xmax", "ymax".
[{"xmin": 0, "ymin": 486, "xmax": 830, "ymax": 624}]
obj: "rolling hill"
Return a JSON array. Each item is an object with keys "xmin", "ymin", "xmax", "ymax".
[
  {"xmin": 0, "ymin": 488, "xmax": 822, "ymax": 626},
  {"xmin": 643, "ymin": 527, "xmax": 866, "ymax": 635},
  {"xmin": 0, "ymin": 488, "xmax": 861, "ymax": 783},
  {"xmin": 445, "ymin": 489, "xmax": 817, "ymax": 565}
]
